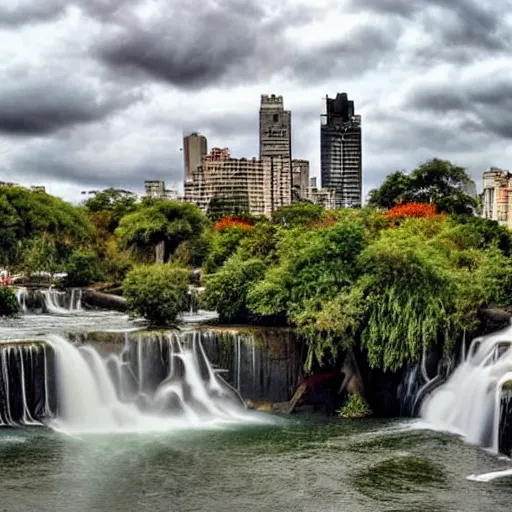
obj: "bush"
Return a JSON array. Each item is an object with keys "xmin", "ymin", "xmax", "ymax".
[
  {"xmin": 65, "ymin": 250, "xmax": 103, "ymax": 287},
  {"xmin": 123, "ymin": 264, "xmax": 189, "ymax": 326},
  {"xmin": 338, "ymin": 393, "xmax": 372, "ymax": 419},
  {"xmin": 0, "ymin": 288, "xmax": 20, "ymax": 316},
  {"xmin": 203, "ymin": 256, "xmax": 266, "ymax": 322}
]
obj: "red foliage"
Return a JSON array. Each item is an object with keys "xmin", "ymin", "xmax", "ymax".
[
  {"xmin": 214, "ymin": 216, "xmax": 254, "ymax": 232},
  {"xmin": 384, "ymin": 202, "xmax": 440, "ymax": 219}
]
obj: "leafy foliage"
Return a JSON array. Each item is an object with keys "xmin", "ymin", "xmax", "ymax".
[
  {"xmin": 0, "ymin": 287, "xmax": 20, "ymax": 317},
  {"xmin": 339, "ymin": 393, "xmax": 372, "ymax": 419},
  {"xmin": 368, "ymin": 159, "xmax": 477, "ymax": 214},
  {"xmin": 273, "ymin": 202, "xmax": 325, "ymax": 228},
  {"xmin": 65, "ymin": 250, "xmax": 104, "ymax": 287},
  {"xmin": 203, "ymin": 256, "xmax": 266, "ymax": 322},
  {"xmin": 123, "ymin": 264, "xmax": 189, "ymax": 326},
  {"xmin": 116, "ymin": 200, "xmax": 206, "ymax": 263}
]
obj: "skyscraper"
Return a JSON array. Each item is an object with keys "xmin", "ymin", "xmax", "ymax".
[
  {"xmin": 259, "ymin": 94, "xmax": 292, "ymax": 212},
  {"xmin": 259, "ymin": 94, "xmax": 291, "ymax": 159},
  {"xmin": 321, "ymin": 93, "xmax": 362, "ymax": 208},
  {"xmin": 183, "ymin": 132, "xmax": 207, "ymax": 181}
]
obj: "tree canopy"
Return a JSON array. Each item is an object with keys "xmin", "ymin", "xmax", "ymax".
[{"xmin": 368, "ymin": 159, "xmax": 477, "ymax": 214}]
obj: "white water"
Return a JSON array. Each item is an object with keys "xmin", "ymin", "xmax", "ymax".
[
  {"xmin": 41, "ymin": 288, "xmax": 83, "ymax": 315},
  {"xmin": 421, "ymin": 326, "xmax": 512, "ymax": 453},
  {"xmin": 46, "ymin": 333, "xmax": 267, "ymax": 435}
]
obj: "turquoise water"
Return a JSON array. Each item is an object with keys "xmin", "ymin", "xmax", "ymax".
[{"xmin": 1, "ymin": 416, "xmax": 511, "ymax": 512}]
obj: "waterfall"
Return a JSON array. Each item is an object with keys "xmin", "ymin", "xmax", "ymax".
[
  {"xmin": 0, "ymin": 332, "xmax": 265, "ymax": 434},
  {"xmin": 0, "ymin": 342, "xmax": 54, "ymax": 426},
  {"xmin": 421, "ymin": 326, "xmax": 512, "ymax": 453},
  {"xmin": 14, "ymin": 288, "xmax": 27, "ymax": 313},
  {"xmin": 41, "ymin": 288, "xmax": 84, "ymax": 315}
]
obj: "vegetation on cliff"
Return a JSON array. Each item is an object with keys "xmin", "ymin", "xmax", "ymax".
[{"xmin": 3, "ymin": 159, "xmax": 507, "ymax": 367}]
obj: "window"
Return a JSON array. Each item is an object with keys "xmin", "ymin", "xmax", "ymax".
[{"xmin": 273, "ymin": 114, "xmax": 279, "ymax": 122}]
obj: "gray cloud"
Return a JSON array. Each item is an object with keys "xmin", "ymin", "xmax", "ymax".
[
  {"xmin": 0, "ymin": 75, "xmax": 142, "ymax": 136},
  {"xmin": 0, "ymin": 0, "xmax": 67, "ymax": 27},
  {"xmin": 92, "ymin": 0, "xmax": 397, "ymax": 89},
  {"xmin": 405, "ymin": 77, "xmax": 512, "ymax": 139},
  {"xmin": 351, "ymin": 0, "xmax": 511, "ymax": 64}
]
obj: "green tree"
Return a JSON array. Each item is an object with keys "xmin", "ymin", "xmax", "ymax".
[
  {"xmin": 83, "ymin": 188, "xmax": 137, "ymax": 233},
  {"xmin": 123, "ymin": 264, "xmax": 189, "ymax": 326},
  {"xmin": 0, "ymin": 288, "xmax": 19, "ymax": 317},
  {"xmin": 368, "ymin": 159, "xmax": 477, "ymax": 214},
  {"xmin": 273, "ymin": 202, "xmax": 325, "ymax": 228},
  {"xmin": 116, "ymin": 200, "xmax": 207, "ymax": 263},
  {"xmin": 65, "ymin": 250, "xmax": 104, "ymax": 287},
  {"xmin": 203, "ymin": 256, "xmax": 266, "ymax": 322}
]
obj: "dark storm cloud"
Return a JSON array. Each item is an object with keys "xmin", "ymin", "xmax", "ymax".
[
  {"xmin": 405, "ymin": 78, "xmax": 512, "ymax": 139},
  {"xmin": 350, "ymin": 0, "xmax": 511, "ymax": 61},
  {"xmin": 0, "ymin": 1, "xmax": 67, "ymax": 27},
  {"xmin": 92, "ymin": 0, "xmax": 395, "ymax": 88},
  {"xmin": 92, "ymin": 0, "xmax": 272, "ymax": 88},
  {"xmin": 0, "ymin": 79, "xmax": 142, "ymax": 136}
]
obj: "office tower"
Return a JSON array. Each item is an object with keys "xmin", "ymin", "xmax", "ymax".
[
  {"xmin": 292, "ymin": 159, "xmax": 310, "ymax": 201},
  {"xmin": 183, "ymin": 132, "xmax": 207, "ymax": 180},
  {"xmin": 321, "ymin": 92, "xmax": 362, "ymax": 208},
  {"xmin": 259, "ymin": 94, "xmax": 292, "ymax": 159}
]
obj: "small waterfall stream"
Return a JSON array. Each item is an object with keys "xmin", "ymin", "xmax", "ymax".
[
  {"xmin": 421, "ymin": 326, "xmax": 512, "ymax": 453},
  {"xmin": 0, "ymin": 331, "xmax": 276, "ymax": 434}
]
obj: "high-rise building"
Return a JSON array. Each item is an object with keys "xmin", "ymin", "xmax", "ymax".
[
  {"xmin": 259, "ymin": 94, "xmax": 291, "ymax": 159},
  {"xmin": 183, "ymin": 132, "xmax": 207, "ymax": 181},
  {"xmin": 321, "ymin": 92, "xmax": 362, "ymax": 208},
  {"xmin": 292, "ymin": 159, "xmax": 310, "ymax": 201},
  {"xmin": 184, "ymin": 148, "xmax": 291, "ymax": 217}
]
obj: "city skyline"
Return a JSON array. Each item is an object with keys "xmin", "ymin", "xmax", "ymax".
[{"xmin": 0, "ymin": 0, "xmax": 510, "ymax": 202}]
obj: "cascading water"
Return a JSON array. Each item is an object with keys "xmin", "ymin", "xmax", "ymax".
[
  {"xmin": 421, "ymin": 326, "xmax": 512, "ymax": 453},
  {"xmin": 14, "ymin": 288, "xmax": 27, "ymax": 313},
  {"xmin": 41, "ymin": 288, "xmax": 84, "ymax": 315},
  {"xmin": 0, "ymin": 332, "xmax": 268, "ymax": 434}
]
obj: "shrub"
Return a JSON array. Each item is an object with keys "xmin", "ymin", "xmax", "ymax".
[
  {"xmin": 203, "ymin": 256, "xmax": 266, "ymax": 322},
  {"xmin": 0, "ymin": 287, "xmax": 20, "ymax": 317},
  {"xmin": 338, "ymin": 393, "xmax": 372, "ymax": 419},
  {"xmin": 65, "ymin": 250, "xmax": 103, "ymax": 287},
  {"xmin": 123, "ymin": 264, "xmax": 189, "ymax": 326}
]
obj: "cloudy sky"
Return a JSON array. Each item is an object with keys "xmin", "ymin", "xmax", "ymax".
[{"xmin": 0, "ymin": 0, "xmax": 511, "ymax": 203}]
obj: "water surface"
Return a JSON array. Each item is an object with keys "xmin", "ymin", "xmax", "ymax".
[{"xmin": 1, "ymin": 418, "xmax": 512, "ymax": 512}]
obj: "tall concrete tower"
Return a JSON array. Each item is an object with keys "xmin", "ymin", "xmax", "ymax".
[
  {"xmin": 320, "ymin": 92, "xmax": 362, "ymax": 208},
  {"xmin": 183, "ymin": 132, "xmax": 207, "ymax": 181},
  {"xmin": 259, "ymin": 94, "xmax": 291, "ymax": 159}
]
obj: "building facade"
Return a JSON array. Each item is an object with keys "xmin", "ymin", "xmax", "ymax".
[
  {"xmin": 482, "ymin": 167, "xmax": 512, "ymax": 227},
  {"xmin": 321, "ymin": 92, "xmax": 362, "ymax": 208},
  {"xmin": 184, "ymin": 148, "xmax": 291, "ymax": 217},
  {"xmin": 292, "ymin": 159, "xmax": 310, "ymax": 201},
  {"xmin": 259, "ymin": 94, "xmax": 291, "ymax": 159},
  {"xmin": 183, "ymin": 132, "xmax": 207, "ymax": 181},
  {"xmin": 144, "ymin": 180, "xmax": 178, "ymax": 200}
]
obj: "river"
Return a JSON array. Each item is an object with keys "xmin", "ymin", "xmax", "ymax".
[{"xmin": 1, "ymin": 304, "xmax": 512, "ymax": 511}]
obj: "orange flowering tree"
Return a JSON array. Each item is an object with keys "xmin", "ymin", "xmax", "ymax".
[
  {"xmin": 383, "ymin": 202, "xmax": 440, "ymax": 219},
  {"xmin": 214, "ymin": 216, "xmax": 254, "ymax": 232}
]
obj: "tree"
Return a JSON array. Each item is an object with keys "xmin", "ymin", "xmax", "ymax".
[
  {"xmin": 65, "ymin": 250, "xmax": 104, "ymax": 287},
  {"xmin": 123, "ymin": 264, "xmax": 189, "ymax": 326},
  {"xmin": 0, "ymin": 288, "xmax": 19, "ymax": 317},
  {"xmin": 273, "ymin": 202, "xmax": 325, "ymax": 228},
  {"xmin": 83, "ymin": 188, "xmax": 137, "ymax": 233},
  {"xmin": 0, "ymin": 186, "xmax": 94, "ymax": 272},
  {"xmin": 368, "ymin": 159, "xmax": 477, "ymax": 214},
  {"xmin": 115, "ymin": 200, "xmax": 207, "ymax": 263}
]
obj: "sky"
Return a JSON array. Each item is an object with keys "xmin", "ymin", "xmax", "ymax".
[{"xmin": 0, "ymin": 0, "xmax": 511, "ymax": 203}]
